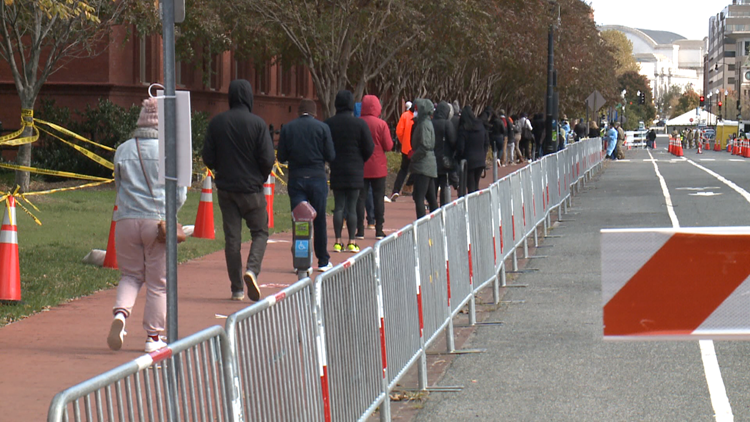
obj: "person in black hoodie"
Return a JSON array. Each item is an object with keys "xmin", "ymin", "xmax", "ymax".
[
  {"xmin": 432, "ymin": 101, "xmax": 456, "ymax": 206},
  {"xmin": 457, "ymin": 105, "xmax": 489, "ymax": 194},
  {"xmin": 277, "ymin": 99, "xmax": 336, "ymax": 272},
  {"xmin": 531, "ymin": 113, "xmax": 546, "ymax": 159},
  {"xmin": 203, "ymin": 79, "xmax": 275, "ymax": 302},
  {"xmin": 325, "ymin": 90, "xmax": 374, "ymax": 253}
]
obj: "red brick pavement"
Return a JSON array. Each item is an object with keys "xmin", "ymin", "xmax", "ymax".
[{"xmin": 0, "ymin": 163, "xmax": 527, "ymax": 421}]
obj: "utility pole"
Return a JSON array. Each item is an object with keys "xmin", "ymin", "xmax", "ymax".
[{"xmin": 543, "ymin": 1, "xmax": 560, "ymax": 156}]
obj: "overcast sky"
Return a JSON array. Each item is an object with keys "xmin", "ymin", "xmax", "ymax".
[{"xmin": 587, "ymin": 0, "xmax": 725, "ymax": 41}]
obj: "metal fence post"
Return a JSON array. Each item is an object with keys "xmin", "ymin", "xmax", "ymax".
[{"xmin": 413, "ymin": 224, "xmax": 428, "ymax": 390}]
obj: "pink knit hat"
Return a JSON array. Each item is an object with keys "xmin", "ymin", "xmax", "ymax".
[{"xmin": 136, "ymin": 97, "xmax": 159, "ymax": 128}]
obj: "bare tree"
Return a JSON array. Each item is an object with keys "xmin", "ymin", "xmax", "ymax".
[{"xmin": 0, "ymin": 0, "xmax": 150, "ymax": 191}]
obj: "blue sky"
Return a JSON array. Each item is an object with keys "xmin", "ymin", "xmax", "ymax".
[{"xmin": 587, "ymin": 0, "xmax": 724, "ymax": 41}]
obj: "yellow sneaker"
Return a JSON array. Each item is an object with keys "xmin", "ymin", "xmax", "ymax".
[
  {"xmin": 333, "ymin": 243, "xmax": 343, "ymax": 253},
  {"xmin": 346, "ymin": 243, "xmax": 360, "ymax": 253}
]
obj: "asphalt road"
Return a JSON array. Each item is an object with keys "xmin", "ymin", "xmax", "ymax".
[{"xmin": 414, "ymin": 146, "xmax": 750, "ymax": 422}]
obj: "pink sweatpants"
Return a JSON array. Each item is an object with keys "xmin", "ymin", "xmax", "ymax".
[{"xmin": 113, "ymin": 219, "xmax": 166, "ymax": 337}]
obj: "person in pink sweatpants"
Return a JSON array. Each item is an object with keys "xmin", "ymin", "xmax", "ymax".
[{"xmin": 107, "ymin": 97, "xmax": 187, "ymax": 353}]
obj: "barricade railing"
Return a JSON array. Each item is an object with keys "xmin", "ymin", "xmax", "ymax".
[
  {"xmin": 314, "ymin": 249, "xmax": 386, "ymax": 421},
  {"xmin": 224, "ymin": 277, "xmax": 323, "ymax": 422},
  {"xmin": 48, "ymin": 326, "xmax": 236, "ymax": 422},
  {"xmin": 48, "ymin": 138, "xmax": 605, "ymax": 422}
]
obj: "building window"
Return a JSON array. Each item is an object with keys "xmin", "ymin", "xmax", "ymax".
[
  {"xmin": 280, "ymin": 65, "xmax": 293, "ymax": 96},
  {"xmin": 729, "ymin": 77, "xmax": 736, "ymax": 85},
  {"xmin": 255, "ymin": 62, "xmax": 269, "ymax": 95},
  {"xmin": 139, "ymin": 36, "xmax": 153, "ymax": 84},
  {"xmin": 729, "ymin": 64, "xmax": 736, "ymax": 71},
  {"xmin": 725, "ymin": 50, "xmax": 736, "ymax": 58}
]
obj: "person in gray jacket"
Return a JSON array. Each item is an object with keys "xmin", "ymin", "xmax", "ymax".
[
  {"xmin": 409, "ymin": 99, "xmax": 439, "ymax": 219},
  {"xmin": 108, "ymin": 97, "xmax": 187, "ymax": 353}
]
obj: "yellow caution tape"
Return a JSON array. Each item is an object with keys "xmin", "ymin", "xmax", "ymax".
[
  {"xmin": 0, "ymin": 109, "xmax": 39, "ymax": 146},
  {"xmin": 37, "ymin": 127, "xmax": 114, "ymax": 170},
  {"xmin": 0, "ymin": 162, "xmax": 112, "ymax": 181},
  {"xmin": 34, "ymin": 118, "xmax": 116, "ymax": 152},
  {"xmin": 22, "ymin": 180, "xmax": 113, "ymax": 196}
]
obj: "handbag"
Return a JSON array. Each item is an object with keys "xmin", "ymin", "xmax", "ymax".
[{"xmin": 135, "ymin": 138, "xmax": 186, "ymax": 244}]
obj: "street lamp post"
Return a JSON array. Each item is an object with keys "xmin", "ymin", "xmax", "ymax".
[
  {"xmin": 543, "ymin": 1, "xmax": 560, "ymax": 156},
  {"xmin": 707, "ymin": 92, "xmax": 713, "ymax": 126}
]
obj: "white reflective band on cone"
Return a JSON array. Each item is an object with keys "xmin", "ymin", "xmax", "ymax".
[
  {"xmin": 0, "ymin": 227, "xmax": 18, "ymax": 245},
  {"xmin": 200, "ymin": 189, "xmax": 212, "ymax": 202}
]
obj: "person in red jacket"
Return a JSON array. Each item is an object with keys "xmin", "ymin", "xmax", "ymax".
[
  {"xmin": 358, "ymin": 95, "xmax": 393, "ymax": 239},
  {"xmin": 391, "ymin": 101, "xmax": 414, "ymax": 201}
]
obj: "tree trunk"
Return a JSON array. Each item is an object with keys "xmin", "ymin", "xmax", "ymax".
[{"xmin": 14, "ymin": 96, "xmax": 36, "ymax": 193}]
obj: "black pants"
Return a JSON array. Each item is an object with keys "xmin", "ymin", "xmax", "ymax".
[
  {"xmin": 357, "ymin": 177, "xmax": 386, "ymax": 233},
  {"xmin": 412, "ymin": 174, "xmax": 438, "ymax": 219},
  {"xmin": 217, "ymin": 190, "xmax": 268, "ymax": 294},
  {"xmin": 287, "ymin": 177, "xmax": 330, "ymax": 268},
  {"xmin": 333, "ymin": 189, "xmax": 359, "ymax": 241},
  {"xmin": 392, "ymin": 153, "xmax": 415, "ymax": 194},
  {"xmin": 435, "ymin": 173, "xmax": 451, "ymax": 207},
  {"xmin": 467, "ymin": 167, "xmax": 483, "ymax": 193}
]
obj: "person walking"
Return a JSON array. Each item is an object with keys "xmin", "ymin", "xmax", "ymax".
[
  {"xmin": 574, "ymin": 118, "xmax": 587, "ymax": 141},
  {"xmin": 457, "ymin": 105, "xmax": 489, "ymax": 193},
  {"xmin": 606, "ymin": 121, "xmax": 618, "ymax": 159},
  {"xmin": 532, "ymin": 113, "xmax": 546, "ymax": 159},
  {"xmin": 277, "ymin": 99, "xmax": 335, "ymax": 272},
  {"xmin": 409, "ymin": 99, "xmax": 439, "ymax": 219},
  {"xmin": 391, "ymin": 101, "xmax": 415, "ymax": 201},
  {"xmin": 498, "ymin": 109, "xmax": 512, "ymax": 165},
  {"xmin": 358, "ymin": 94, "xmax": 393, "ymax": 240},
  {"xmin": 202, "ymin": 79, "xmax": 275, "ymax": 302},
  {"xmin": 588, "ymin": 120, "xmax": 600, "ymax": 138},
  {"xmin": 490, "ymin": 108, "xmax": 507, "ymax": 165},
  {"xmin": 647, "ymin": 128, "xmax": 656, "ymax": 149},
  {"xmin": 107, "ymin": 97, "xmax": 188, "ymax": 352},
  {"xmin": 326, "ymin": 90, "xmax": 374, "ymax": 253},
  {"xmin": 433, "ymin": 101, "xmax": 457, "ymax": 206}
]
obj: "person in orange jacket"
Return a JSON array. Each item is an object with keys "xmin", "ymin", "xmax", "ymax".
[{"xmin": 391, "ymin": 101, "xmax": 415, "ymax": 201}]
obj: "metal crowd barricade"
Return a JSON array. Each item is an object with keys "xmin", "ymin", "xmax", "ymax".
[
  {"xmin": 496, "ymin": 176, "xmax": 515, "ymax": 263},
  {"xmin": 414, "ymin": 210, "xmax": 450, "ymax": 348},
  {"xmin": 314, "ymin": 249, "xmax": 386, "ymax": 421},
  {"xmin": 442, "ymin": 198, "xmax": 471, "ymax": 317},
  {"xmin": 224, "ymin": 278, "xmax": 323, "ymax": 422},
  {"xmin": 48, "ymin": 326, "xmax": 236, "ymax": 422},
  {"xmin": 374, "ymin": 225, "xmax": 421, "ymax": 391},
  {"xmin": 466, "ymin": 190, "xmax": 496, "ymax": 295}
]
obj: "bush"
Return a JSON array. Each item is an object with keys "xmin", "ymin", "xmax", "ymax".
[
  {"xmin": 32, "ymin": 99, "xmax": 212, "ymax": 181},
  {"xmin": 33, "ymin": 99, "xmax": 140, "ymax": 179}
]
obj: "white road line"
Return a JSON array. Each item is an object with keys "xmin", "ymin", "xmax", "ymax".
[
  {"xmin": 700, "ymin": 159, "xmax": 716, "ymax": 162},
  {"xmin": 646, "ymin": 150, "xmax": 733, "ymax": 422},
  {"xmin": 729, "ymin": 159, "xmax": 746, "ymax": 162},
  {"xmin": 686, "ymin": 159, "xmax": 750, "ymax": 204}
]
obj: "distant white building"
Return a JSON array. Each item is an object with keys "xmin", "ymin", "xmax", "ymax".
[{"xmin": 600, "ymin": 25, "xmax": 705, "ymax": 100}]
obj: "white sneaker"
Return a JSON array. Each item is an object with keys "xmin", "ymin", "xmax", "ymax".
[
  {"xmin": 383, "ymin": 195, "xmax": 392, "ymax": 203},
  {"xmin": 243, "ymin": 270, "xmax": 261, "ymax": 302},
  {"xmin": 107, "ymin": 314, "xmax": 126, "ymax": 351},
  {"xmin": 145, "ymin": 337, "xmax": 168, "ymax": 353},
  {"xmin": 317, "ymin": 262, "xmax": 333, "ymax": 272}
]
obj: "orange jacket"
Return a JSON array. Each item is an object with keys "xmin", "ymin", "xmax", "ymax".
[{"xmin": 396, "ymin": 110, "xmax": 414, "ymax": 155}]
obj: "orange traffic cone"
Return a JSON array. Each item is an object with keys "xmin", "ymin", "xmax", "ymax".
[
  {"xmin": 102, "ymin": 204, "xmax": 118, "ymax": 269},
  {"xmin": 715, "ymin": 141, "xmax": 721, "ymax": 151},
  {"xmin": 264, "ymin": 174, "xmax": 275, "ymax": 229},
  {"xmin": 669, "ymin": 138, "xmax": 673, "ymax": 154},
  {"xmin": 0, "ymin": 196, "xmax": 21, "ymax": 301},
  {"xmin": 697, "ymin": 141, "xmax": 702, "ymax": 154},
  {"xmin": 677, "ymin": 142, "xmax": 684, "ymax": 157},
  {"xmin": 193, "ymin": 171, "xmax": 215, "ymax": 239}
]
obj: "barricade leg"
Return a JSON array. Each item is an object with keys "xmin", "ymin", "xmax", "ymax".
[
  {"xmin": 492, "ymin": 150, "xmax": 498, "ymax": 182},
  {"xmin": 523, "ymin": 237, "xmax": 529, "ymax": 259},
  {"xmin": 534, "ymin": 225, "xmax": 539, "ymax": 248}
]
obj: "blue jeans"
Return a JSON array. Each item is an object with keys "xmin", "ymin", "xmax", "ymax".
[{"xmin": 288, "ymin": 177, "xmax": 330, "ymax": 267}]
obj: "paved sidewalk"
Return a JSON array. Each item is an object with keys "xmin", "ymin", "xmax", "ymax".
[{"xmin": 0, "ymin": 162, "xmax": 524, "ymax": 421}]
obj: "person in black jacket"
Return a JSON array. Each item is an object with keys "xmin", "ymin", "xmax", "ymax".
[
  {"xmin": 490, "ymin": 109, "xmax": 506, "ymax": 163},
  {"xmin": 325, "ymin": 90, "xmax": 374, "ymax": 253},
  {"xmin": 532, "ymin": 113, "xmax": 546, "ymax": 159},
  {"xmin": 203, "ymin": 79, "xmax": 275, "ymax": 302},
  {"xmin": 433, "ymin": 101, "xmax": 456, "ymax": 206},
  {"xmin": 457, "ymin": 106, "xmax": 489, "ymax": 194},
  {"xmin": 277, "ymin": 99, "xmax": 335, "ymax": 272}
]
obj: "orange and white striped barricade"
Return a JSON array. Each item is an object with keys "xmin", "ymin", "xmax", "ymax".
[{"xmin": 602, "ymin": 227, "xmax": 750, "ymax": 340}]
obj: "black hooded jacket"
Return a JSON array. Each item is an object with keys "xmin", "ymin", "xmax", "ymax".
[
  {"xmin": 433, "ymin": 101, "xmax": 457, "ymax": 174},
  {"xmin": 325, "ymin": 90, "xmax": 374, "ymax": 190},
  {"xmin": 203, "ymin": 79, "xmax": 275, "ymax": 193},
  {"xmin": 457, "ymin": 106, "xmax": 489, "ymax": 170}
]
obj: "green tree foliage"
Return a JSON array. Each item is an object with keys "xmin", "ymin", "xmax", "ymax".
[
  {"xmin": 672, "ymin": 89, "xmax": 700, "ymax": 118},
  {"xmin": 618, "ymin": 71, "xmax": 656, "ymax": 130},
  {"xmin": 600, "ymin": 30, "xmax": 640, "ymax": 77}
]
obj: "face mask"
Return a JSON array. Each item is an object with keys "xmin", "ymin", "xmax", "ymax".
[{"xmin": 413, "ymin": 111, "xmax": 418, "ymax": 118}]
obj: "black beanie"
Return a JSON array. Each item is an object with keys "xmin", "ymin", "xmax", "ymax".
[{"xmin": 298, "ymin": 99, "xmax": 317, "ymax": 116}]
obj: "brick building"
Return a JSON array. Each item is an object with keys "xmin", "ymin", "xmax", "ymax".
[{"xmin": 0, "ymin": 25, "xmax": 315, "ymax": 137}]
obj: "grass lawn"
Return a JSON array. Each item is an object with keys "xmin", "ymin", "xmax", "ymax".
[{"xmin": 0, "ymin": 187, "xmax": 298, "ymax": 326}]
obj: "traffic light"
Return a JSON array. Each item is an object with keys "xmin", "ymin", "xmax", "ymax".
[
  {"xmin": 700, "ymin": 96, "xmax": 705, "ymax": 106},
  {"xmin": 637, "ymin": 91, "xmax": 645, "ymax": 105},
  {"xmin": 718, "ymin": 101, "xmax": 722, "ymax": 108}
]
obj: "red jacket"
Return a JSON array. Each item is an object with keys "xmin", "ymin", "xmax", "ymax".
[
  {"xmin": 361, "ymin": 95, "xmax": 393, "ymax": 178},
  {"xmin": 396, "ymin": 110, "xmax": 414, "ymax": 154}
]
